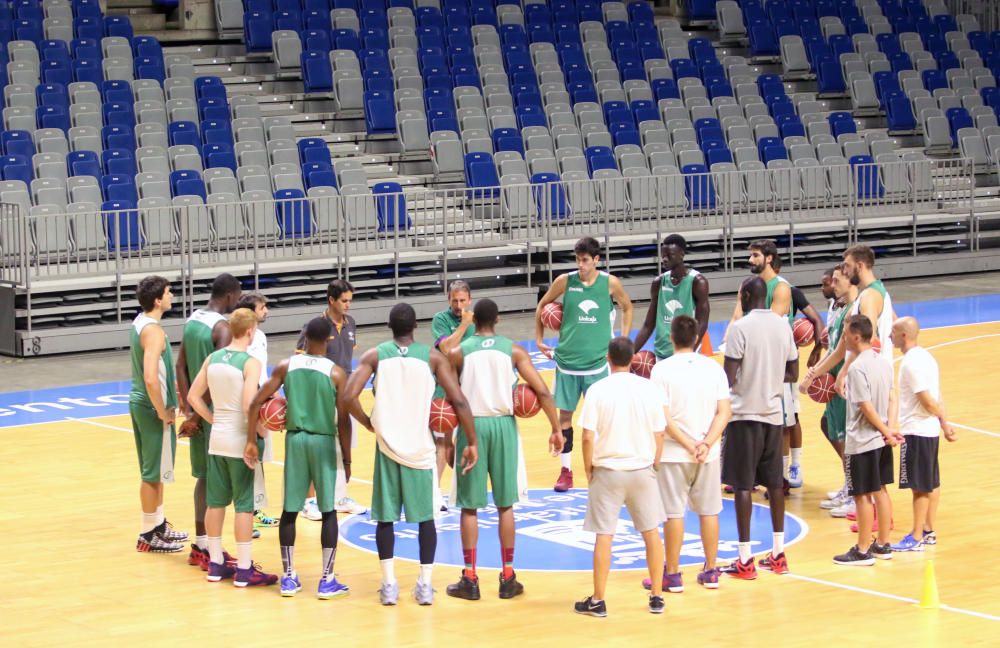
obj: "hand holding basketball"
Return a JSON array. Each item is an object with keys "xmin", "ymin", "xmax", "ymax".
[
  {"xmin": 429, "ymin": 398, "xmax": 459, "ymax": 434},
  {"xmin": 260, "ymin": 396, "xmax": 287, "ymax": 432},
  {"xmin": 513, "ymin": 384, "xmax": 541, "ymax": 418},
  {"xmin": 793, "ymin": 318, "xmax": 814, "ymax": 347},
  {"xmin": 806, "ymin": 373, "xmax": 837, "ymax": 403},
  {"xmin": 540, "ymin": 302, "xmax": 563, "ymax": 330},
  {"xmin": 630, "ymin": 350, "xmax": 656, "ymax": 379}
]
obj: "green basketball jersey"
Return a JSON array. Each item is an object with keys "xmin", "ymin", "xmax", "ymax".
[
  {"xmin": 460, "ymin": 334, "xmax": 516, "ymax": 417},
  {"xmin": 129, "ymin": 313, "xmax": 177, "ymax": 409},
  {"xmin": 182, "ymin": 309, "xmax": 227, "ymax": 384},
  {"xmin": 765, "ymin": 275, "xmax": 795, "ymax": 327},
  {"xmin": 285, "ymin": 354, "xmax": 337, "ymax": 435},
  {"xmin": 654, "ymin": 269, "xmax": 699, "ymax": 359},
  {"xmin": 207, "ymin": 348, "xmax": 253, "ymax": 457},
  {"xmin": 372, "ymin": 341, "xmax": 437, "ymax": 470},
  {"xmin": 827, "ymin": 300, "xmax": 853, "ymax": 378},
  {"xmin": 554, "ymin": 271, "xmax": 614, "ymax": 372}
]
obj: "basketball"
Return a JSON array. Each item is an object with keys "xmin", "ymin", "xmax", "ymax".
[
  {"xmin": 260, "ymin": 396, "xmax": 287, "ymax": 431},
  {"xmin": 819, "ymin": 326, "xmax": 830, "ymax": 347},
  {"xmin": 793, "ymin": 318, "xmax": 814, "ymax": 347},
  {"xmin": 513, "ymin": 384, "xmax": 541, "ymax": 418},
  {"xmin": 872, "ymin": 336, "xmax": 882, "ymax": 353},
  {"xmin": 630, "ymin": 350, "xmax": 656, "ymax": 379},
  {"xmin": 807, "ymin": 373, "xmax": 837, "ymax": 404},
  {"xmin": 429, "ymin": 397, "xmax": 459, "ymax": 434},
  {"xmin": 540, "ymin": 301, "xmax": 563, "ymax": 330}
]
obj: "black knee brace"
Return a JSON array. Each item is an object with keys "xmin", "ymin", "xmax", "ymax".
[{"xmin": 561, "ymin": 428, "xmax": 574, "ymax": 453}]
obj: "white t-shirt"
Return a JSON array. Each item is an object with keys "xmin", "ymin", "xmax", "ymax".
[
  {"xmin": 579, "ymin": 372, "xmax": 667, "ymax": 471},
  {"xmin": 899, "ymin": 346, "xmax": 941, "ymax": 438},
  {"xmin": 247, "ymin": 329, "xmax": 268, "ymax": 387},
  {"xmin": 650, "ymin": 352, "xmax": 730, "ymax": 463}
]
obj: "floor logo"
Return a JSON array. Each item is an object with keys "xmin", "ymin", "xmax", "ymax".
[{"xmin": 340, "ymin": 489, "xmax": 808, "ymax": 571}]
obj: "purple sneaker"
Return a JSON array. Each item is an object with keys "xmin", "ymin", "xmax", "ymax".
[
  {"xmin": 234, "ymin": 564, "xmax": 279, "ymax": 588},
  {"xmin": 697, "ymin": 567, "xmax": 720, "ymax": 589},
  {"xmin": 664, "ymin": 572, "xmax": 683, "ymax": 593},
  {"xmin": 641, "ymin": 566, "xmax": 667, "ymax": 591},
  {"xmin": 207, "ymin": 561, "xmax": 235, "ymax": 582}
]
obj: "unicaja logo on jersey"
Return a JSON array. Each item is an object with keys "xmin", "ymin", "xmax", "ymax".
[
  {"xmin": 663, "ymin": 299, "xmax": 683, "ymax": 314},
  {"xmin": 481, "ymin": 338, "xmax": 495, "ymax": 348},
  {"xmin": 577, "ymin": 299, "xmax": 600, "ymax": 323}
]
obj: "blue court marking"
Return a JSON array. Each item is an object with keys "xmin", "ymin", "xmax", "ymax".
[
  {"xmin": 2, "ymin": 293, "xmax": 998, "ymax": 429},
  {"xmin": 339, "ymin": 489, "xmax": 808, "ymax": 572}
]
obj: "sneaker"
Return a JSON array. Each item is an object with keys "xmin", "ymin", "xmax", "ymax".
[
  {"xmin": 136, "ymin": 534, "xmax": 184, "ymax": 553},
  {"xmin": 697, "ymin": 567, "xmax": 720, "ymax": 589},
  {"xmin": 891, "ymin": 534, "xmax": 925, "ymax": 552},
  {"xmin": 574, "ymin": 596, "xmax": 607, "ymax": 618},
  {"xmin": 252, "ymin": 529, "xmax": 261, "ymax": 539},
  {"xmin": 280, "ymin": 574, "xmax": 302, "ymax": 597},
  {"xmin": 788, "ymin": 464, "xmax": 803, "ymax": 488},
  {"xmin": 833, "ymin": 545, "xmax": 875, "ymax": 566},
  {"xmin": 234, "ymin": 564, "xmax": 278, "ymax": 587},
  {"xmin": 720, "ymin": 557, "xmax": 757, "ymax": 580},
  {"xmin": 317, "ymin": 576, "xmax": 350, "ymax": 599},
  {"xmin": 413, "ymin": 581, "xmax": 435, "ymax": 606},
  {"xmin": 379, "ymin": 581, "xmax": 400, "ymax": 606},
  {"xmin": 830, "ymin": 499, "xmax": 856, "ymax": 518},
  {"xmin": 648, "ymin": 595, "xmax": 665, "ymax": 614},
  {"xmin": 827, "ymin": 486, "xmax": 847, "ymax": 500},
  {"xmin": 820, "ymin": 492, "xmax": 850, "ymax": 510},
  {"xmin": 498, "ymin": 572, "xmax": 524, "ymax": 599},
  {"xmin": 641, "ymin": 566, "xmax": 667, "ymax": 591},
  {"xmin": 554, "ymin": 467, "xmax": 573, "ymax": 492},
  {"xmin": 154, "ymin": 520, "xmax": 189, "ymax": 542},
  {"xmin": 759, "ymin": 552, "xmax": 789, "ymax": 574},
  {"xmin": 254, "ymin": 510, "xmax": 279, "ymax": 528},
  {"xmin": 446, "ymin": 573, "xmax": 481, "ymax": 600},
  {"xmin": 301, "ymin": 498, "xmax": 322, "ymax": 521},
  {"xmin": 206, "ymin": 561, "xmax": 235, "ymax": 582},
  {"xmin": 850, "ymin": 518, "xmax": 893, "ymax": 533},
  {"xmin": 723, "ymin": 484, "xmax": 734, "ymax": 494},
  {"xmin": 188, "ymin": 544, "xmax": 210, "ymax": 569},
  {"xmin": 335, "ymin": 497, "xmax": 368, "ymax": 515},
  {"xmin": 870, "ymin": 542, "xmax": 893, "ymax": 560},
  {"xmin": 922, "ymin": 530, "xmax": 937, "ymax": 545},
  {"xmin": 664, "ymin": 572, "xmax": 683, "ymax": 593}
]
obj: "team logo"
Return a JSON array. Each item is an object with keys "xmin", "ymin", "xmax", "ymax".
[
  {"xmin": 578, "ymin": 299, "xmax": 600, "ymax": 314},
  {"xmin": 223, "ymin": 352, "xmax": 233, "ymax": 362},
  {"xmin": 663, "ymin": 299, "xmax": 684, "ymax": 314},
  {"xmin": 341, "ymin": 489, "xmax": 807, "ymax": 571},
  {"xmin": 481, "ymin": 338, "xmax": 495, "ymax": 348}
]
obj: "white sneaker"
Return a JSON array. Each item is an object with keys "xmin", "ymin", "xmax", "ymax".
[
  {"xmin": 830, "ymin": 499, "xmax": 856, "ymax": 518},
  {"xmin": 335, "ymin": 497, "xmax": 368, "ymax": 515},
  {"xmin": 301, "ymin": 497, "xmax": 322, "ymax": 521},
  {"xmin": 820, "ymin": 493, "xmax": 849, "ymax": 510},
  {"xmin": 826, "ymin": 485, "xmax": 847, "ymax": 500}
]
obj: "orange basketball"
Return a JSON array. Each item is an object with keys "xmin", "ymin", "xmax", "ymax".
[
  {"xmin": 260, "ymin": 396, "xmax": 287, "ymax": 431},
  {"xmin": 819, "ymin": 326, "xmax": 830, "ymax": 347},
  {"xmin": 793, "ymin": 318, "xmax": 814, "ymax": 347},
  {"xmin": 541, "ymin": 302, "xmax": 563, "ymax": 330},
  {"xmin": 872, "ymin": 336, "xmax": 882, "ymax": 353},
  {"xmin": 630, "ymin": 350, "xmax": 656, "ymax": 378},
  {"xmin": 807, "ymin": 373, "xmax": 837, "ymax": 404},
  {"xmin": 513, "ymin": 384, "xmax": 541, "ymax": 418},
  {"xmin": 429, "ymin": 398, "xmax": 459, "ymax": 434}
]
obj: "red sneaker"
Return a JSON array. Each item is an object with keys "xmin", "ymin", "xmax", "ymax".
[
  {"xmin": 188, "ymin": 544, "xmax": 209, "ymax": 571},
  {"xmin": 759, "ymin": 552, "xmax": 789, "ymax": 575},
  {"xmin": 850, "ymin": 518, "xmax": 894, "ymax": 533},
  {"xmin": 554, "ymin": 467, "xmax": 573, "ymax": 492},
  {"xmin": 720, "ymin": 557, "xmax": 757, "ymax": 580}
]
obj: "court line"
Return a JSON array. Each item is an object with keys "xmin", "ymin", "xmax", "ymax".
[{"xmin": 950, "ymin": 422, "xmax": 1000, "ymax": 439}]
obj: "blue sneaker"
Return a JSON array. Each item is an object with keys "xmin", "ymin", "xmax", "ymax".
[
  {"xmin": 280, "ymin": 574, "xmax": 302, "ymax": 597},
  {"xmin": 891, "ymin": 534, "xmax": 925, "ymax": 552},
  {"xmin": 788, "ymin": 464, "xmax": 803, "ymax": 488},
  {"xmin": 379, "ymin": 581, "xmax": 400, "ymax": 606},
  {"xmin": 206, "ymin": 561, "xmax": 235, "ymax": 582},
  {"xmin": 318, "ymin": 577, "xmax": 350, "ymax": 599}
]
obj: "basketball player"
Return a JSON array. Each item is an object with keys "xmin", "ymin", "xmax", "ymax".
[
  {"xmin": 248, "ymin": 317, "xmax": 351, "ymax": 599},
  {"xmin": 176, "ymin": 273, "xmax": 242, "ymax": 569},
  {"xmin": 645, "ymin": 315, "xmax": 731, "ymax": 593},
  {"xmin": 633, "ymin": 234, "xmax": 710, "ymax": 361},
  {"xmin": 295, "ymin": 279, "xmax": 367, "ymax": 518},
  {"xmin": 720, "ymin": 277, "xmax": 798, "ymax": 579},
  {"xmin": 576, "ymin": 337, "xmax": 667, "ymax": 617},
  {"xmin": 340, "ymin": 303, "xmax": 476, "ymax": 606},
  {"xmin": 186, "ymin": 309, "xmax": 277, "ymax": 587},
  {"xmin": 130, "ymin": 276, "xmax": 188, "ymax": 553},
  {"xmin": 444, "ymin": 299, "xmax": 563, "ymax": 601},
  {"xmin": 890, "ymin": 317, "xmax": 957, "ymax": 552},
  {"xmin": 833, "ymin": 315, "xmax": 900, "ymax": 566},
  {"xmin": 535, "ymin": 236, "xmax": 633, "ymax": 492}
]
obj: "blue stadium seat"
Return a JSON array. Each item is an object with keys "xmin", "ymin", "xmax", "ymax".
[
  {"xmin": 102, "ymin": 149, "xmax": 137, "ymax": 177},
  {"xmin": 372, "ymin": 182, "xmax": 411, "ymax": 231},
  {"xmin": 244, "ymin": 12, "xmax": 275, "ymax": 52},
  {"xmin": 297, "ymin": 139, "xmax": 332, "ymax": 165},
  {"xmin": 1, "ymin": 131, "xmax": 34, "ymax": 158},
  {"xmin": 302, "ymin": 29, "xmax": 333, "ymax": 53},
  {"xmin": 103, "ymin": 125, "xmax": 136, "ymax": 151},
  {"xmin": 74, "ymin": 16, "xmax": 102, "ymax": 40},
  {"xmin": 103, "ymin": 102, "xmax": 135, "ymax": 127},
  {"xmin": 652, "ymin": 78, "xmax": 680, "ymax": 101},
  {"xmin": 37, "ymin": 84, "xmax": 69, "ymax": 108},
  {"xmin": 493, "ymin": 128, "xmax": 524, "ymax": 156},
  {"xmin": 585, "ymin": 146, "xmax": 616, "ymax": 175},
  {"xmin": 104, "ymin": 16, "xmax": 134, "ymax": 39},
  {"xmin": 828, "ymin": 112, "xmax": 856, "ymax": 138},
  {"xmin": 67, "ymin": 151, "xmax": 101, "ymax": 178},
  {"xmin": 849, "ymin": 155, "xmax": 883, "ymax": 199},
  {"xmin": 886, "ymin": 92, "xmax": 917, "ymax": 131},
  {"xmin": 203, "ymin": 144, "xmax": 237, "ymax": 172},
  {"xmin": 200, "ymin": 120, "xmax": 233, "ymax": 146},
  {"xmin": 102, "ymin": 80, "xmax": 134, "ymax": 104},
  {"xmin": 364, "ymin": 91, "xmax": 396, "ymax": 134},
  {"xmin": 0, "ymin": 155, "xmax": 32, "ymax": 185},
  {"xmin": 274, "ymin": 188, "xmax": 312, "ymax": 239},
  {"xmin": 946, "ymin": 108, "xmax": 973, "ymax": 147},
  {"xmin": 135, "ymin": 57, "xmax": 166, "ymax": 83},
  {"xmin": 42, "ymin": 60, "xmax": 72, "ymax": 85},
  {"xmin": 168, "ymin": 122, "xmax": 201, "ymax": 148},
  {"xmin": 195, "ymin": 77, "xmax": 226, "ymax": 100},
  {"xmin": 133, "ymin": 36, "xmax": 163, "ymax": 58},
  {"xmin": 37, "ymin": 106, "xmax": 70, "ymax": 131},
  {"xmin": 758, "ymin": 137, "xmax": 788, "ymax": 164},
  {"xmin": 531, "ymin": 172, "xmax": 569, "ymax": 220},
  {"xmin": 302, "ymin": 51, "xmax": 333, "ymax": 92},
  {"xmin": 303, "ymin": 162, "xmax": 337, "ymax": 189},
  {"xmin": 14, "ymin": 19, "xmax": 42, "ymax": 43},
  {"xmin": 102, "ymin": 200, "xmax": 143, "ymax": 251},
  {"xmin": 197, "ymin": 98, "xmax": 229, "ymax": 123},
  {"xmin": 464, "ymin": 152, "xmax": 499, "ymax": 198},
  {"xmin": 682, "ymin": 164, "xmax": 716, "ymax": 209},
  {"xmin": 101, "ymin": 175, "xmax": 138, "ymax": 203},
  {"xmin": 170, "ymin": 170, "xmax": 206, "ymax": 200},
  {"xmin": 40, "ymin": 40, "xmax": 71, "ymax": 63},
  {"xmin": 72, "ymin": 40, "xmax": 101, "ymax": 61},
  {"xmin": 73, "ymin": 59, "xmax": 103, "ymax": 84}
]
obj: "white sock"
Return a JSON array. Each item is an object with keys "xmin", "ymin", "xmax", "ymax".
[
  {"xmin": 141, "ymin": 512, "xmax": 158, "ymax": 535},
  {"xmin": 738, "ymin": 542, "xmax": 752, "ymax": 563},
  {"xmin": 207, "ymin": 536, "xmax": 223, "ymax": 565},
  {"xmin": 560, "ymin": 453, "xmax": 572, "ymax": 470},
  {"xmin": 773, "ymin": 532, "xmax": 785, "ymax": 556},
  {"xmin": 195, "ymin": 535, "xmax": 208, "ymax": 550},
  {"xmin": 782, "ymin": 455, "xmax": 791, "ymax": 478},
  {"xmin": 236, "ymin": 542, "xmax": 252, "ymax": 570},
  {"xmin": 380, "ymin": 558, "xmax": 396, "ymax": 585},
  {"xmin": 155, "ymin": 505, "xmax": 165, "ymax": 526},
  {"xmin": 790, "ymin": 448, "xmax": 802, "ymax": 467},
  {"xmin": 419, "ymin": 564, "xmax": 433, "ymax": 586}
]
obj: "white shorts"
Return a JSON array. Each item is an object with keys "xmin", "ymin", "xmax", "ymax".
[
  {"xmin": 782, "ymin": 383, "xmax": 800, "ymax": 428},
  {"xmin": 584, "ymin": 466, "xmax": 665, "ymax": 535},
  {"xmin": 657, "ymin": 460, "xmax": 723, "ymax": 518}
]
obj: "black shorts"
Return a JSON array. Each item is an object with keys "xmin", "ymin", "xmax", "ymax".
[
  {"xmin": 720, "ymin": 420, "xmax": 784, "ymax": 491},
  {"xmin": 899, "ymin": 435, "xmax": 940, "ymax": 493},
  {"xmin": 846, "ymin": 446, "xmax": 894, "ymax": 497}
]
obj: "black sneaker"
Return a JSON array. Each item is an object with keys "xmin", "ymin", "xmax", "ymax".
[
  {"xmin": 648, "ymin": 595, "xmax": 665, "ymax": 614},
  {"xmin": 833, "ymin": 545, "xmax": 875, "ymax": 566},
  {"xmin": 445, "ymin": 573, "xmax": 481, "ymax": 600},
  {"xmin": 574, "ymin": 596, "xmax": 607, "ymax": 618},
  {"xmin": 870, "ymin": 542, "xmax": 893, "ymax": 560},
  {"xmin": 498, "ymin": 572, "xmax": 524, "ymax": 599}
]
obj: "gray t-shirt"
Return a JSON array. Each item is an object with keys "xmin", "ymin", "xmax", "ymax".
[
  {"xmin": 296, "ymin": 311, "xmax": 357, "ymax": 374},
  {"xmin": 846, "ymin": 348, "xmax": 894, "ymax": 455},
  {"xmin": 726, "ymin": 309, "xmax": 798, "ymax": 425}
]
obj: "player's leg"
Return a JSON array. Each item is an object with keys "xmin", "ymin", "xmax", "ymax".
[
  {"xmin": 787, "ymin": 385, "xmax": 804, "ymax": 487},
  {"xmin": 133, "ymin": 404, "xmax": 185, "ymax": 553},
  {"xmin": 869, "ymin": 446, "xmax": 895, "ymax": 558},
  {"xmin": 372, "ymin": 448, "xmax": 403, "ymax": 605},
  {"xmin": 279, "ymin": 432, "xmax": 310, "ymax": 596},
  {"xmin": 719, "ymin": 422, "xmax": 758, "ymax": 578},
  {"xmin": 334, "ymin": 417, "xmax": 367, "ymax": 515},
  {"xmin": 491, "ymin": 416, "xmax": 523, "ymax": 597},
  {"xmin": 758, "ymin": 424, "xmax": 788, "ymax": 572},
  {"xmin": 204, "ymin": 454, "xmax": 232, "ymax": 581},
  {"xmin": 232, "ymin": 441, "xmax": 277, "ymax": 587},
  {"xmin": 190, "ymin": 422, "xmax": 211, "ymax": 560},
  {"xmin": 449, "ymin": 418, "xmax": 487, "ymax": 600},
  {"xmin": 399, "ymin": 461, "xmax": 437, "ymax": 604},
  {"xmin": 552, "ymin": 368, "xmax": 581, "ymax": 490},
  {"xmin": 834, "ymin": 451, "xmax": 876, "ymax": 565},
  {"xmin": 313, "ymin": 434, "xmax": 348, "ymax": 598}
]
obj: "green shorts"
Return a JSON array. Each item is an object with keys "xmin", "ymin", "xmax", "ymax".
[
  {"xmin": 283, "ymin": 431, "xmax": 338, "ymax": 514},
  {"xmin": 190, "ymin": 421, "xmax": 212, "ymax": 479},
  {"xmin": 824, "ymin": 395, "xmax": 847, "ymax": 443},
  {"xmin": 554, "ymin": 365, "xmax": 609, "ymax": 412},
  {"xmin": 371, "ymin": 447, "xmax": 434, "ymax": 523},
  {"xmin": 456, "ymin": 416, "xmax": 520, "ymax": 510},
  {"xmin": 130, "ymin": 402, "xmax": 176, "ymax": 483},
  {"xmin": 206, "ymin": 439, "xmax": 264, "ymax": 513}
]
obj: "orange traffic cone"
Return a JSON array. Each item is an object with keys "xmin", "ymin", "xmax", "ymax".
[{"xmin": 700, "ymin": 331, "xmax": 714, "ymax": 356}]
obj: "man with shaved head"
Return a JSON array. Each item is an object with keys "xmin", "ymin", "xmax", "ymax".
[{"xmin": 889, "ymin": 317, "xmax": 957, "ymax": 552}]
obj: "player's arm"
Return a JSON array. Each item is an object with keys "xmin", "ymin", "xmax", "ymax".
[
  {"xmin": 447, "ymin": 344, "xmax": 465, "ymax": 375},
  {"xmin": 723, "ymin": 357, "xmax": 741, "ymax": 388},
  {"xmin": 339, "ymin": 349, "xmax": 377, "ymax": 431},
  {"xmin": 723, "ymin": 289, "xmax": 743, "ymax": 344},
  {"xmin": 436, "ymin": 312, "xmax": 474, "ymax": 355},
  {"xmin": 175, "ymin": 339, "xmax": 190, "ymax": 413},
  {"xmin": 242, "ymin": 357, "xmax": 263, "ymax": 440},
  {"xmin": 212, "ymin": 319, "xmax": 232, "ymax": 349},
  {"xmin": 692, "ymin": 274, "xmax": 711, "ymax": 349},
  {"xmin": 801, "ymin": 332, "xmax": 848, "ymax": 391},
  {"xmin": 609, "ymin": 274, "xmax": 633, "ymax": 337},
  {"xmin": 771, "ymin": 281, "xmax": 791, "ymax": 318},
  {"xmin": 513, "ymin": 344, "xmax": 563, "ymax": 454},
  {"xmin": 186, "ymin": 357, "xmax": 213, "ymax": 424},
  {"xmin": 534, "ymin": 274, "xmax": 568, "ymax": 359},
  {"xmin": 915, "ymin": 390, "xmax": 957, "ymax": 442},
  {"xmin": 784, "ymin": 327, "xmax": 800, "ymax": 383},
  {"xmin": 247, "ymin": 360, "xmax": 288, "ymax": 431},
  {"xmin": 142, "ymin": 324, "xmax": 174, "ymax": 424},
  {"xmin": 332, "ymin": 367, "xmax": 352, "ymax": 481},
  {"xmin": 653, "ymin": 427, "xmax": 665, "ymax": 466},
  {"xmin": 631, "ymin": 278, "xmax": 660, "ymax": 351},
  {"xmin": 859, "ymin": 289, "xmax": 883, "ymax": 334},
  {"xmin": 432, "ymin": 349, "xmax": 477, "ymax": 473}
]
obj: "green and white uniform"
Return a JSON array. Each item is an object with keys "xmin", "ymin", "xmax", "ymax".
[
  {"xmin": 455, "ymin": 335, "xmax": 521, "ymax": 510},
  {"xmin": 653, "ymin": 268, "xmax": 700, "ymax": 360},
  {"xmin": 765, "ymin": 275, "xmax": 798, "ymax": 427},
  {"xmin": 851, "ymin": 279, "xmax": 894, "ymax": 362},
  {"xmin": 129, "ymin": 313, "xmax": 177, "ymax": 483},
  {"xmin": 553, "ymin": 271, "xmax": 614, "ymax": 411},
  {"xmin": 183, "ymin": 308, "xmax": 226, "ymax": 479},
  {"xmin": 823, "ymin": 301, "xmax": 851, "ymax": 443},
  {"xmin": 431, "ymin": 309, "xmax": 474, "ymax": 400},
  {"xmin": 204, "ymin": 349, "xmax": 265, "ymax": 513},
  {"xmin": 283, "ymin": 353, "xmax": 339, "ymax": 513},
  {"xmin": 370, "ymin": 341, "xmax": 437, "ymax": 523}
]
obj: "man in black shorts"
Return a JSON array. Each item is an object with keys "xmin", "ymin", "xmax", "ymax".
[{"xmin": 720, "ymin": 278, "xmax": 798, "ymax": 579}]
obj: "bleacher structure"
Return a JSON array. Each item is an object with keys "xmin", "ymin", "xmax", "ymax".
[{"xmin": 0, "ymin": 0, "xmax": 999, "ymax": 356}]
